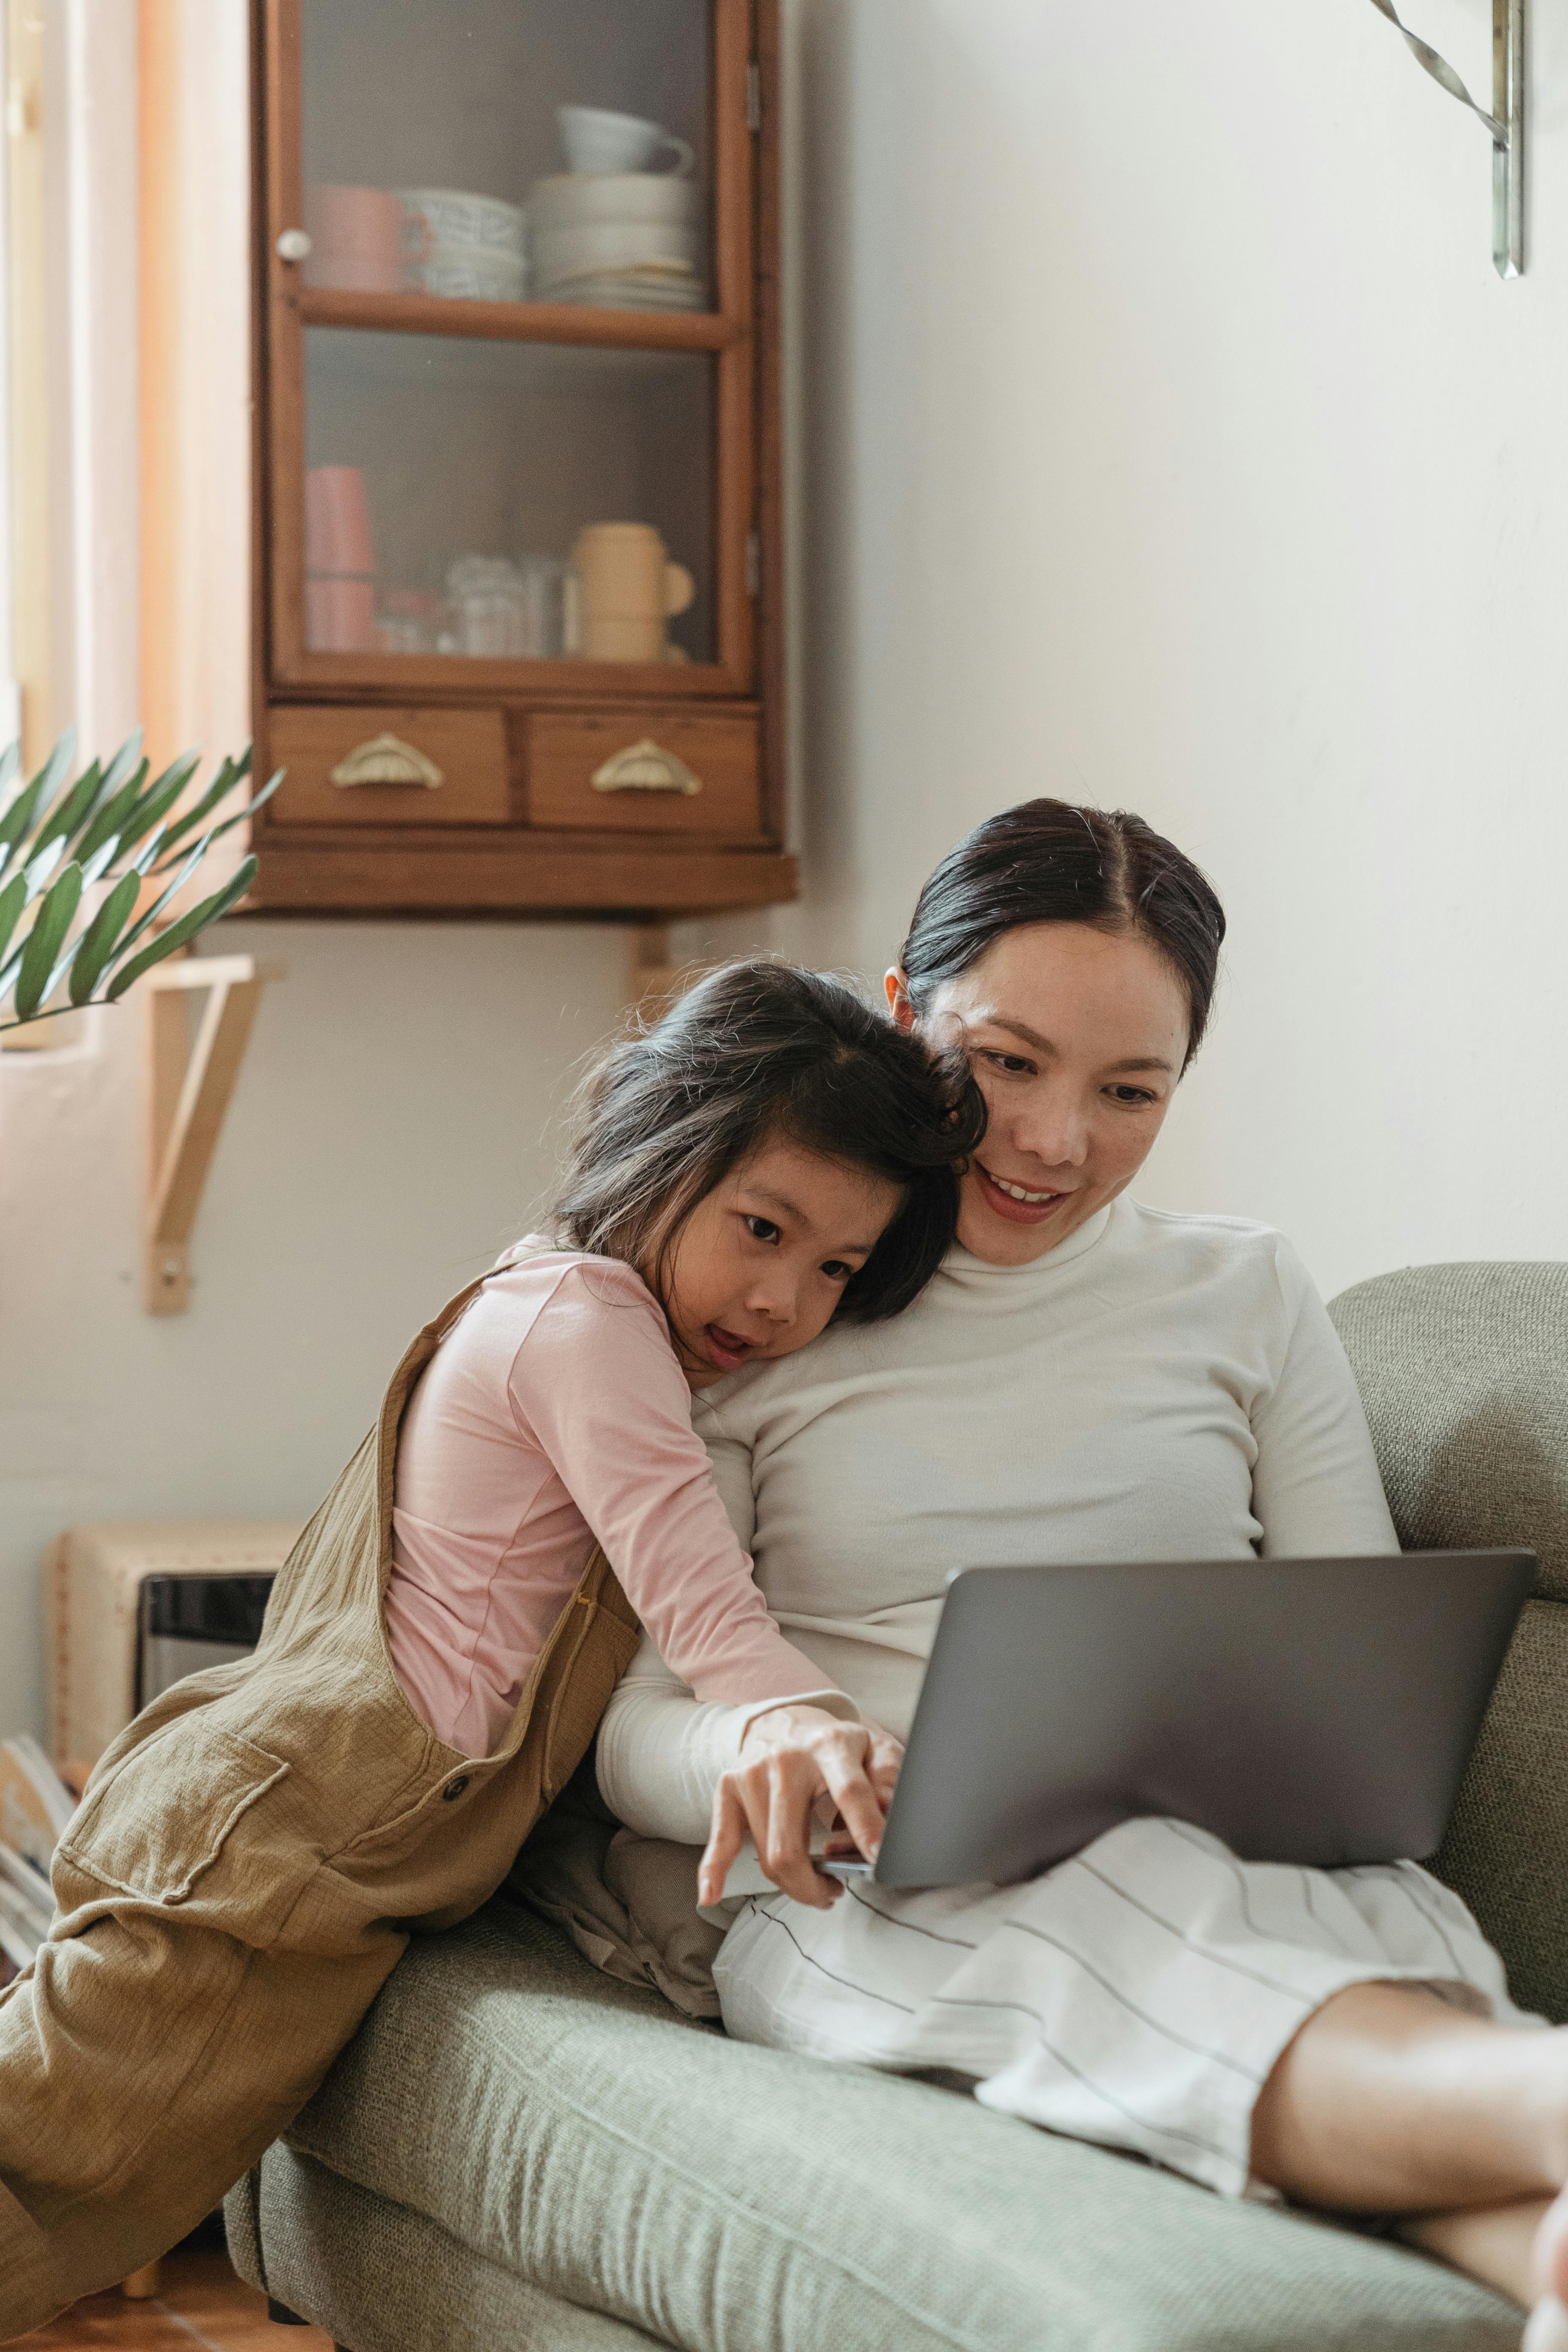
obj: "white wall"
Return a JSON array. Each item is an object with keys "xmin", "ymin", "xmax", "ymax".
[
  {"xmin": 5, "ymin": 0, "xmax": 1567, "ymax": 1736},
  {"xmin": 761, "ymin": 0, "xmax": 1568, "ymax": 1302}
]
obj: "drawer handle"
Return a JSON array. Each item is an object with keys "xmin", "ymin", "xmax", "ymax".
[
  {"xmin": 591, "ymin": 738, "xmax": 702, "ymax": 797},
  {"xmin": 329, "ymin": 733, "xmax": 444, "ymax": 791}
]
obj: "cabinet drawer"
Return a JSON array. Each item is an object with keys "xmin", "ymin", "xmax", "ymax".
[
  {"xmin": 267, "ymin": 706, "xmax": 510, "ymax": 826},
  {"xmin": 527, "ymin": 710, "xmax": 762, "ymax": 836}
]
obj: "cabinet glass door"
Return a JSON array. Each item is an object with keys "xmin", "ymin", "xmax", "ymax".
[
  {"xmin": 304, "ymin": 330, "xmax": 716, "ymax": 665},
  {"xmin": 300, "ymin": 0, "xmax": 714, "ymax": 317},
  {"xmin": 265, "ymin": 0, "xmax": 754, "ymax": 693}
]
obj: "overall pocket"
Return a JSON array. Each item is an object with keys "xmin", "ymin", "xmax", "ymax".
[{"xmin": 56, "ymin": 1713, "xmax": 310, "ymax": 1944}]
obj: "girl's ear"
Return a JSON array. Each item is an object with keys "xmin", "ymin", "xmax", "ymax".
[{"xmin": 884, "ymin": 967, "xmax": 915, "ymax": 1032}]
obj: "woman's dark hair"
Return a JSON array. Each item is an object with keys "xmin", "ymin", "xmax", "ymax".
[
  {"xmin": 900, "ymin": 800, "xmax": 1226, "ymax": 1068},
  {"xmin": 550, "ymin": 960, "xmax": 986, "ymax": 1323}
]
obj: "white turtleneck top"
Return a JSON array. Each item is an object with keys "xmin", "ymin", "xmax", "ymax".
[{"xmin": 595, "ymin": 1196, "xmax": 1399, "ymax": 1845}]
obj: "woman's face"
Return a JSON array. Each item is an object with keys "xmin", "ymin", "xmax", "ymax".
[{"xmin": 888, "ymin": 921, "xmax": 1190, "ymax": 1267}]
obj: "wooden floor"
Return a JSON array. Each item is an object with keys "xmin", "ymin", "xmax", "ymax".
[{"xmin": 19, "ymin": 2251, "xmax": 335, "ymax": 2350}]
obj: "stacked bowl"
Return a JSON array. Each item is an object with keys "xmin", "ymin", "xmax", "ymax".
[
  {"xmin": 397, "ymin": 188, "xmax": 526, "ymax": 304},
  {"xmin": 527, "ymin": 172, "xmax": 705, "ymax": 311}
]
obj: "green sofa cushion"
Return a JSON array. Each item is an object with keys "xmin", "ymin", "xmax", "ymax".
[
  {"xmin": 1330, "ymin": 1262, "xmax": 1568, "ymax": 1597},
  {"xmin": 257, "ymin": 1898, "xmax": 1519, "ymax": 2352},
  {"xmin": 1330, "ymin": 1262, "xmax": 1568, "ymax": 2020}
]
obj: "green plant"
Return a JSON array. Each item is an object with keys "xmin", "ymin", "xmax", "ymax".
[{"xmin": 0, "ymin": 729, "xmax": 279, "ymax": 1031}]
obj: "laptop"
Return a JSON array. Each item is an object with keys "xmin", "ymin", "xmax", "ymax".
[{"xmin": 824, "ymin": 1550, "xmax": 1535, "ymax": 1890}]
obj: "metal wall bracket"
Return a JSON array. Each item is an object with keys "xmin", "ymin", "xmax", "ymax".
[
  {"xmin": 1368, "ymin": 0, "xmax": 1524, "ymax": 277},
  {"xmin": 1493, "ymin": 0, "xmax": 1524, "ymax": 278}
]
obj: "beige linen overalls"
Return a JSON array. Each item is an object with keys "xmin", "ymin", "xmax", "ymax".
[{"xmin": 0, "ymin": 1268, "xmax": 640, "ymax": 2339}]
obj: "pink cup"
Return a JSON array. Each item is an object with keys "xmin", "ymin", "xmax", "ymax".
[
  {"xmin": 302, "ymin": 187, "xmax": 412, "ymax": 291},
  {"xmin": 304, "ymin": 466, "xmax": 375, "ymax": 577},
  {"xmin": 305, "ymin": 576, "xmax": 377, "ymax": 654},
  {"xmin": 304, "ymin": 185, "xmax": 402, "ymax": 260}
]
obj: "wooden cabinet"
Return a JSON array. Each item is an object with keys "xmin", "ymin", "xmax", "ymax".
[{"xmin": 248, "ymin": 0, "xmax": 793, "ymax": 917}]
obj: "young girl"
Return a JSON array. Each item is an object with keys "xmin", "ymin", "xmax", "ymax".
[{"xmin": 0, "ymin": 960, "xmax": 983, "ymax": 2335}]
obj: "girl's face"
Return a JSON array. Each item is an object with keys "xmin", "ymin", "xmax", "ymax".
[
  {"xmin": 662, "ymin": 1135, "xmax": 903, "ymax": 1388},
  {"xmin": 889, "ymin": 920, "xmax": 1190, "ymax": 1268}
]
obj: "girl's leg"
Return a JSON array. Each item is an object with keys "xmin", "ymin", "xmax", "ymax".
[
  {"xmin": 0, "ymin": 1910, "xmax": 400, "ymax": 2339},
  {"xmin": 1250, "ymin": 1980, "xmax": 1568, "ymax": 2303}
]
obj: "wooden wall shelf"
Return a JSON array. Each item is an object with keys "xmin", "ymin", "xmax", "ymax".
[{"xmin": 145, "ymin": 955, "xmax": 282, "ymax": 1315}]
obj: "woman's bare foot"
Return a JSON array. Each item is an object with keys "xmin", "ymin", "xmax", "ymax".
[{"xmin": 1523, "ymin": 2190, "xmax": 1568, "ymax": 2351}]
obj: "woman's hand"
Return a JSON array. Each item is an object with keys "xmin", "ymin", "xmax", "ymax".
[{"xmin": 697, "ymin": 1705, "xmax": 904, "ymax": 1910}]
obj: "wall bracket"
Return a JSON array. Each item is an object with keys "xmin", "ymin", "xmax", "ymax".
[
  {"xmin": 1368, "ymin": 0, "xmax": 1524, "ymax": 276},
  {"xmin": 144, "ymin": 954, "xmax": 282, "ymax": 1316}
]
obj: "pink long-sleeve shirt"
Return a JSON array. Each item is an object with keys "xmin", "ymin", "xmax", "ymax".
[{"xmin": 383, "ymin": 1245, "xmax": 832, "ymax": 1758}]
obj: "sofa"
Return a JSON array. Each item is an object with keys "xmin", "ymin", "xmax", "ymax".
[{"xmin": 227, "ymin": 1261, "xmax": 1568, "ymax": 2349}]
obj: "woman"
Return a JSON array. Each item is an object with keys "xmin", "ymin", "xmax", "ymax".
[{"xmin": 597, "ymin": 799, "xmax": 1568, "ymax": 2346}]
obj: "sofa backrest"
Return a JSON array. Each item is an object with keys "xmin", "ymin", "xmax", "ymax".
[{"xmin": 1330, "ymin": 1262, "xmax": 1568, "ymax": 2020}]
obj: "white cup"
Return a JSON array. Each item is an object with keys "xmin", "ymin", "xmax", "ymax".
[{"xmin": 557, "ymin": 105, "xmax": 694, "ymax": 178}]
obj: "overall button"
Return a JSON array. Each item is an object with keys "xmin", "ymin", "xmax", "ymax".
[{"xmin": 442, "ymin": 1775, "xmax": 470, "ymax": 1802}]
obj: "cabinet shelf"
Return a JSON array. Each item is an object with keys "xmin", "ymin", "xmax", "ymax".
[{"xmin": 298, "ymin": 286, "xmax": 739, "ymax": 354}]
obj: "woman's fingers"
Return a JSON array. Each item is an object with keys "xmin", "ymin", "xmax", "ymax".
[
  {"xmin": 697, "ymin": 1709, "xmax": 900, "ymax": 1910},
  {"xmin": 698, "ymin": 1751, "xmax": 837, "ymax": 1908},
  {"xmin": 756, "ymin": 1755, "xmax": 840, "ymax": 1908},
  {"xmin": 698, "ymin": 1778, "xmax": 751, "ymax": 1907},
  {"xmin": 862, "ymin": 1721, "xmax": 905, "ymax": 1811}
]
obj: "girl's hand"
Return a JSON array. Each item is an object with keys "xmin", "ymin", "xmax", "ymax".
[{"xmin": 697, "ymin": 1705, "xmax": 904, "ymax": 1910}]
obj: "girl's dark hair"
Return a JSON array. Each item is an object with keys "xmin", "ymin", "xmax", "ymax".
[
  {"xmin": 900, "ymin": 800, "xmax": 1226, "ymax": 1068},
  {"xmin": 550, "ymin": 960, "xmax": 986, "ymax": 1323}
]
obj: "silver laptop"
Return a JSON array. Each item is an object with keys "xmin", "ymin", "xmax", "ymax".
[{"xmin": 826, "ymin": 1550, "xmax": 1534, "ymax": 1890}]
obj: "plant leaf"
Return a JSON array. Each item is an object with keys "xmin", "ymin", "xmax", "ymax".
[
  {"xmin": 21, "ymin": 838, "xmax": 66, "ymax": 895},
  {"xmin": 110, "ymin": 837, "xmax": 211, "ymax": 964},
  {"xmin": 13, "ymin": 862, "xmax": 84, "ymax": 1019},
  {"xmin": 149, "ymin": 755, "xmax": 236, "ymax": 859},
  {"xmin": 27, "ymin": 758, "xmax": 102, "ymax": 863},
  {"xmin": 0, "ymin": 732, "xmax": 78, "ymax": 876},
  {"xmin": 132, "ymin": 824, "xmax": 173, "ymax": 877},
  {"xmin": 0, "ymin": 846, "xmax": 64, "ymax": 987},
  {"xmin": 0, "ymin": 871, "xmax": 25, "ymax": 967},
  {"xmin": 79, "ymin": 834, "xmax": 123, "ymax": 889},
  {"xmin": 104, "ymin": 857, "xmax": 257, "ymax": 1001},
  {"xmin": 42, "ymin": 936, "xmax": 87, "ymax": 1008},
  {"xmin": 0, "ymin": 742, "xmax": 20, "ymax": 817},
  {"xmin": 0, "ymin": 780, "xmax": 48, "ymax": 866},
  {"xmin": 150, "ymin": 767, "xmax": 282, "ymax": 870},
  {"xmin": 110, "ymin": 749, "xmax": 201, "ymax": 859},
  {"xmin": 96, "ymin": 731, "xmax": 145, "ymax": 803},
  {"xmin": 152, "ymin": 745, "xmax": 255, "ymax": 859},
  {"xmin": 44, "ymin": 731, "xmax": 145, "ymax": 864},
  {"xmin": 68, "ymin": 869, "xmax": 141, "ymax": 1004},
  {"xmin": 74, "ymin": 757, "xmax": 149, "ymax": 868}
]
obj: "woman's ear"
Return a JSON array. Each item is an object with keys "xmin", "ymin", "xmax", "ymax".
[{"xmin": 884, "ymin": 967, "xmax": 915, "ymax": 1032}]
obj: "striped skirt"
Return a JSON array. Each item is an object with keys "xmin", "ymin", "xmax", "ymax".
[{"xmin": 711, "ymin": 1817, "xmax": 1535, "ymax": 2197}]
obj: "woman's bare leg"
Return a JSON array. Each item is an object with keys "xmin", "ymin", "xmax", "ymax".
[
  {"xmin": 1404, "ymin": 2199, "xmax": 1552, "ymax": 2305},
  {"xmin": 1250, "ymin": 1982, "xmax": 1568, "ymax": 2308},
  {"xmin": 1519, "ymin": 2192, "xmax": 1568, "ymax": 2349}
]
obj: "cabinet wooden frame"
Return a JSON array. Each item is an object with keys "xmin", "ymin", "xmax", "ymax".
[
  {"xmin": 248, "ymin": 0, "xmax": 793, "ymax": 920},
  {"xmin": 258, "ymin": 0, "xmax": 755, "ymax": 703}
]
